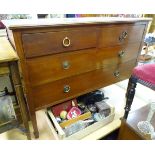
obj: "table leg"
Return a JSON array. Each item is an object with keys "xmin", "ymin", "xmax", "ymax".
[
  {"xmin": 9, "ymin": 61, "xmax": 31, "ymax": 140},
  {"xmin": 124, "ymin": 76, "xmax": 137, "ymax": 119},
  {"xmin": 31, "ymin": 113, "xmax": 39, "ymax": 138}
]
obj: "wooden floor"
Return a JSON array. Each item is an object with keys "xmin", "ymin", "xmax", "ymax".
[{"xmin": 0, "ymin": 79, "xmax": 155, "ymax": 140}]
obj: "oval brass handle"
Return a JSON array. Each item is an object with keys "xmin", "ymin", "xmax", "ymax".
[
  {"xmin": 62, "ymin": 61, "xmax": 70, "ymax": 69},
  {"xmin": 62, "ymin": 37, "xmax": 71, "ymax": 47},
  {"xmin": 122, "ymin": 31, "xmax": 128, "ymax": 39},
  {"xmin": 119, "ymin": 31, "xmax": 128, "ymax": 42},
  {"xmin": 118, "ymin": 50, "xmax": 125, "ymax": 57},
  {"xmin": 119, "ymin": 36, "xmax": 123, "ymax": 42},
  {"xmin": 64, "ymin": 85, "xmax": 70, "ymax": 93},
  {"xmin": 114, "ymin": 71, "xmax": 120, "ymax": 77}
]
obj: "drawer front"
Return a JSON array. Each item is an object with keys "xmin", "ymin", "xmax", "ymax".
[
  {"xmin": 96, "ymin": 43, "xmax": 141, "ymax": 68},
  {"xmin": 27, "ymin": 49, "xmax": 98, "ymax": 87},
  {"xmin": 32, "ymin": 59, "xmax": 136, "ymax": 110},
  {"xmin": 22, "ymin": 28, "xmax": 97, "ymax": 58},
  {"xmin": 99, "ymin": 24, "xmax": 145, "ymax": 47}
]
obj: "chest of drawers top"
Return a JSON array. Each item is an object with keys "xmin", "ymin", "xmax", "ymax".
[{"xmin": 3, "ymin": 17, "xmax": 151, "ymax": 29}]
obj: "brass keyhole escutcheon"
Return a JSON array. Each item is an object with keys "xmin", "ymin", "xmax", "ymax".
[
  {"xmin": 62, "ymin": 61, "xmax": 70, "ymax": 69},
  {"xmin": 114, "ymin": 70, "xmax": 120, "ymax": 77},
  {"xmin": 64, "ymin": 85, "xmax": 70, "ymax": 93},
  {"xmin": 118, "ymin": 51, "xmax": 125, "ymax": 57}
]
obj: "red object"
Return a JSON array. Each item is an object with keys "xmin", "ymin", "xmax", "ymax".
[
  {"xmin": 0, "ymin": 21, "xmax": 5, "ymax": 29},
  {"xmin": 51, "ymin": 99, "xmax": 78, "ymax": 116},
  {"xmin": 67, "ymin": 107, "xmax": 81, "ymax": 119},
  {"xmin": 133, "ymin": 64, "xmax": 155, "ymax": 86}
]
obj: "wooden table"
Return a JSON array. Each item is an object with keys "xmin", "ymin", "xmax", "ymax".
[
  {"xmin": 118, "ymin": 104, "xmax": 154, "ymax": 140},
  {"xmin": 0, "ymin": 36, "xmax": 31, "ymax": 139}
]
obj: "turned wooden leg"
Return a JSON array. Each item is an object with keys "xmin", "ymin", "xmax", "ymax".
[
  {"xmin": 9, "ymin": 61, "xmax": 31, "ymax": 140},
  {"xmin": 124, "ymin": 76, "xmax": 137, "ymax": 119},
  {"xmin": 31, "ymin": 113, "xmax": 39, "ymax": 138}
]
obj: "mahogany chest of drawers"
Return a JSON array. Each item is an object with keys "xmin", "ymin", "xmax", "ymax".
[{"xmin": 3, "ymin": 17, "xmax": 151, "ymax": 138}]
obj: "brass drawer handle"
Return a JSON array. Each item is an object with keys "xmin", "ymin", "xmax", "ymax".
[
  {"xmin": 64, "ymin": 85, "xmax": 70, "ymax": 93},
  {"xmin": 62, "ymin": 61, "xmax": 70, "ymax": 69},
  {"xmin": 114, "ymin": 70, "xmax": 120, "ymax": 77},
  {"xmin": 118, "ymin": 50, "xmax": 125, "ymax": 57},
  {"xmin": 119, "ymin": 31, "xmax": 128, "ymax": 42},
  {"xmin": 122, "ymin": 31, "xmax": 128, "ymax": 39},
  {"xmin": 63, "ymin": 37, "xmax": 71, "ymax": 47},
  {"xmin": 119, "ymin": 36, "xmax": 123, "ymax": 42}
]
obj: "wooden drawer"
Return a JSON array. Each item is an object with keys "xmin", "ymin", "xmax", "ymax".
[
  {"xmin": 97, "ymin": 43, "xmax": 141, "ymax": 68},
  {"xmin": 26, "ymin": 49, "xmax": 98, "ymax": 87},
  {"xmin": 99, "ymin": 24, "xmax": 145, "ymax": 47},
  {"xmin": 27, "ymin": 43, "xmax": 139, "ymax": 87},
  {"xmin": 32, "ymin": 59, "xmax": 136, "ymax": 110},
  {"xmin": 22, "ymin": 28, "xmax": 97, "ymax": 58},
  {"xmin": 44, "ymin": 105, "xmax": 115, "ymax": 140}
]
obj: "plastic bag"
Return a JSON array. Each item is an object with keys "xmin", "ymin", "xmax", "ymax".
[{"xmin": 0, "ymin": 95, "xmax": 16, "ymax": 124}]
